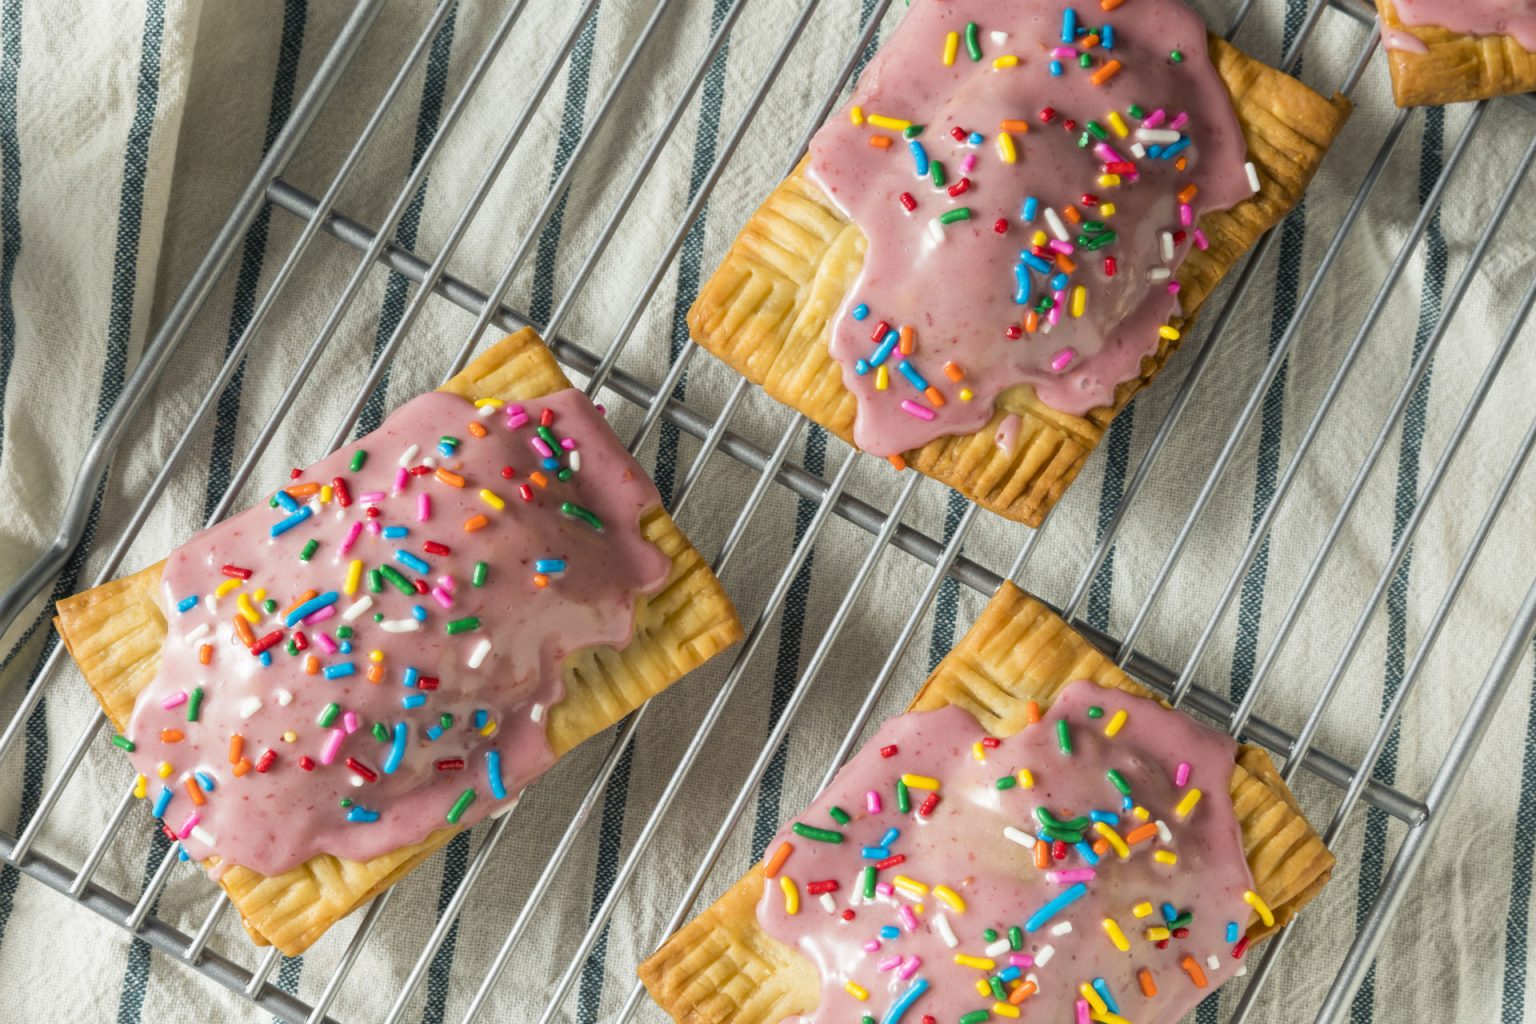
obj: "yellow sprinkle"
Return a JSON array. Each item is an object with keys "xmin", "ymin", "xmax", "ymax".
[
  {"xmin": 344, "ymin": 559, "xmax": 363, "ymax": 596},
  {"xmin": 1132, "ymin": 805, "xmax": 1150, "ymax": 820},
  {"xmin": 157, "ymin": 762, "xmax": 173, "ymax": 779},
  {"xmin": 901, "ymin": 773, "xmax": 940, "ymax": 791},
  {"xmin": 1096, "ymin": 1013, "xmax": 1132, "ymax": 1024},
  {"xmin": 236, "ymin": 593, "xmax": 260, "ymax": 623},
  {"xmin": 972, "ymin": 741, "xmax": 987, "ymax": 761},
  {"xmin": 282, "ymin": 731, "xmax": 297, "ymax": 743},
  {"xmin": 1093, "ymin": 821, "xmax": 1130, "ymax": 860},
  {"xmin": 319, "ymin": 484, "xmax": 333, "ymax": 504},
  {"xmin": 1079, "ymin": 982, "xmax": 1109, "ymax": 1015},
  {"xmin": 1245, "ymin": 890, "xmax": 1275, "ymax": 928},
  {"xmin": 1104, "ymin": 709, "xmax": 1128, "ymax": 737},
  {"xmin": 954, "ymin": 954, "xmax": 995, "ymax": 970},
  {"xmin": 1102, "ymin": 917, "xmax": 1130, "ymax": 952},
  {"xmin": 996, "ymin": 130, "xmax": 1017, "ymax": 164},
  {"xmin": 959, "ymin": 387, "xmax": 974, "ymax": 401},
  {"xmin": 992, "ymin": 1003, "xmax": 1021, "ymax": 1018},
  {"xmin": 1032, "ymin": 229, "xmax": 1048, "ymax": 247},
  {"xmin": 1154, "ymin": 851, "xmax": 1179, "ymax": 865},
  {"xmin": 1107, "ymin": 110, "xmax": 1129, "ymax": 137},
  {"xmin": 368, "ymin": 649, "xmax": 384, "ymax": 663},
  {"xmin": 1175, "ymin": 788, "xmax": 1203, "ymax": 818},
  {"xmin": 1017, "ymin": 769, "xmax": 1034, "ymax": 789},
  {"xmin": 1159, "ymin": 324, "xmax": 1181, "ymax": 341},
  {"xmin": 1098, "ymin": 173, "xmax": 1122, "ymax": 187},
  {"xmin": 933, "ymin": 884, "xmax": 966, "ymax": 912},
  {"xmin": 1101, "ymin": 202, "xmax": 1117, "ymax": 216},
  {"xmin": 479, "ymin": 721, "xmax": 496, "ymax": 736},
  {"xmin": 214, "ymin": 578, "xmax": 242, "ymax": 599},
  {"xmin": 893, "ymin": 875, "xmax": 929, "ymax": 896},
  {"xmin": 132, "ymin": 775, "xmax": 147, "ymax": 799},
  {"xmin": 850, "ymin": 105, "xmax": 864, "ymax": 125},
  {"xmin": 1133, "ymin": 901, "xmax": 1155, "ymax": 919},
  {"xmin": 1071, "ymin": 285, "xmax": 1086, "ymax": 318},
  {"xmin": 780, "ymin": 876, "xmax": 799, "ymax": 915},
  {"xmin": 943, "ymin": 30, "xmax": 959, "ymax": 65},
  {"xmin": 1147, "ymin": 926, "xmax": 1172, "ymax": 941},
  {"xmin": 254, "ymin": 588, "xmax": 266, "ymax": 601},
  {"xmin": 876, "ymin": 364, "xmax": 890, "ymax": 391},
  {"xmin": 992, "ymin": 54, "xmax": 1019, "ymax": 69},
  {"xmin": 975, "ymin": 979, "xmax": 992, "ymax": 997},
  {"xmin": 845, "ymin": 981, "xmax": 868, "ymax": 1001},
  {"xmin": 479, "ymin": 488, "xmax": 506, "ymax": 511},
  {"xmin": 473, "ymin": 398, "xmax": 505, "ymax": 409},
  {"xmin": 867, "ymin": 114, "xmax": 912, "ymax": 131}
]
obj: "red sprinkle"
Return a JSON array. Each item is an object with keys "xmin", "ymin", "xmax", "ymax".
[
  {"xmin": 423, "ymin": 541, "xmax": 450, "ymax": 556},
  {"xmin": 540, "ymin": 408, "xmax": 555, "ymax": 427},
  {"xmin": 871, "ymin": 320, "xmax": 890, "ymax": 343},
  {"xmin": 289, "ymin": 467, "xmax": 303, "ymax": 480},
  {"xmin": 1232, "ymin": 936, "xmax": 1251, "ymax": 959},
  {"xmin": 806, "ymin": 880, "xmax": 839, "ymax": 895},
  {"xmin": 365, "ymin": 506, "xmax": 381, "ymax": 518},
  {"xmin": 946, "ymin": 178, "xmax": 970, "ymax": 198},
  {"xmin": 291, "ymin": 630, "xmax": 308, "ymax": 652},
  {"xmin": 500, "ymin": 465, "xmax": 515, "ymax": 479},
  {"xmin": 1051, "ymin": 840, "xmax": 1069, "ymax": 860},
  {"xmin": 993, "ymin": 218, "xmax": 1008, "ymax": 234},
  {"xmin": 418, "ymin": 676, "xmax": 440, "ymax": 691},
  {"xmin": 840, "ymin": 909, "xmax": 856, "ymax": 921},
  {"xmin": 298, "ymin": 756, "xmax": 316, "ymax": 772},
  {"xmin": 874, "ymin": 854, "xmax": 906, "ymax": 870},
  {"xmin": 1173, "ymin": 927, "xmax": 1190, "ymax": 939},
  {"xmin": 332, "ymin": 477, "xmax": 352, "ymax": 507},
  {"xmin": 1080, "ymin": 193, "xmax": 1099, "ymax": 207},
  {"xmin": 1039, "ymin": 106, "xmax": 1056, "ymax": 122},
  {"xmin": 916, "ymin": 793, "xmax": 940, "ymax": 818},
  {"xmin": 880, "ymin": 745, "xmax": 899, "ymax": 758},
  {"xmin": 255, "ymin": 749, "xmax": 277, "ymax": 773},
  {"xmin": 1005, "ymin": 325, "xmax": 1023, "ymax": 339},
  {"xmin": 949, "ymin": 126, "xmax": 968, "ymax": 141},
  {"xmin": 1107, "ymin": 160, "xmax": 1136, "ymax": 174},
  {"xmin": 1062, "ymin": 119, "xmax": 1077, "ymax": 132},
  {"xmin": 981, "ymin": 737, "xmax": 1001, "ymax": 748},
  {"xmin": 1104, "ymin": 256, "xmax": 1118, "ymax": 277},
  {"xmin": 412, "ymin": 578, "xmax": 429, "ymax": 595},
  {"xmin": 435, "ymin": 758, "xmax": 466, "ymax": 771},
  {"xmin": 249, "ymin": 630, "xmax": 284, "ymax": 656},
  {"xmin": 408, "ymin": 465, "xmax": 432, "ymax": 476},
  {"xmin": 345, "ymin": 757, "xmax": 378, "ymax": 783},
  {"xmin": 899, "ymin": 191, "xmax": 917, "ymax": 211},
  {"xmin": 220, "ymin": 564, "xmax": 253, "ymax": 579}
]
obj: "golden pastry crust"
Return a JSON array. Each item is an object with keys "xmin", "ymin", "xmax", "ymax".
[
  {"xmin": 689, "ymin": 36, "xmax": 1349, "ymax": 526},
  {"xmin": 53, "ymin": 328, "xmax": 743, "ymax": 956},
  {"xmin": 639, "ymin": 582, "xmax": 1334, "ymax": 1024},
  {"xmin": 1375, "ymin": 0, "xmax": 1536, "ymax": 106}
]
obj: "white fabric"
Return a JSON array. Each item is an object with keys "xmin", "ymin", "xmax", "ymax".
[{"xmin": 0, "ymin": 1, "xmax": 1534, "ymax": 1021}]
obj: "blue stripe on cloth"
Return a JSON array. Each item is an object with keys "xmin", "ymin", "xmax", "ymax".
[
  {"xmin": 1501, "ymin": 637, "xmax": 1536, "ymax": 1021},
  {"xmin": 354, "ymin": 7, "xmax": 458, "ymax": 440},
  {"xmin": 1085, "ymin": 410, "xmax": 1136, "ymax": 633},
  {"xmin": 1351, "ymin": 104, "xmax": 1445, "ymax": 1024},
  {"xmin": 922, "ymin": 489, "xmax": 970, "ymax": 672},
  {"xmin": 0, "ymin": 0, "xmax": 21, "ymax": 460}
]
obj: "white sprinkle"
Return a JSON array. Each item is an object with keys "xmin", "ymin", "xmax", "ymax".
[
  {"xmin": 275, "ymin": 689, "xmax": 293, "ymax": 706},
  {"xmin": 1244, "ymin": 160, "xmax": 1261, "ymax": 194},
  {"xmin": 398, "ymin": 443, "xmax": 420, "ymax": 466},
  {"xmin": 203, "ymin": 595, "xmax": 218, "ymax": 614},
  {"xmin": 239, "ymin": 698, "xmax": 262, "ymax": 719},
  {"xmin": 1155, "ymin": 819, "xmax": 1173, "ymax": 844},
  {"xmin": 989, "ymin": 30, "xmax": 1009, "ymax": 43},
  {"xmin": 1235, "ymin": 965, "xmax": 1248, "ymax": 978},
  {"xmin": 1003, "ymin": 826, "xmax": 1036, "ymax": 848},
  {"xmin": 1036, "ymin": 944, "xmax": 1055, "ymax": 966},
  {"xmin": 183, "ymin": 623, "xmax": 211, "ymax": 645},
  {"xmin": 342, "ymin": 596, "xmax": 374, "ymax": 621},
  {"xmin": 1135, "ymin": 127, "xmax": 1181, "ymax": 144},
  {"xmin": 985, "ymin": 938, "xmax": 1012, "ymax": 957},
  {"xmin": 190, "ymin": 826, "xmax": 217, "ymax": 846},
  {"xmin": 1207, "ymin": 954, "xmax": 1221, "ymax": 971},
  {"xmin": 1129, "ymin": 142, "xmax": 1148, "ymax": 158},
  {"xmin": 1025, "ymin": 972, "xmax": 1041, "ymax": 992},
  {"xmin": 467, "ymin": 638, "xmax": 492, "ymax": 669},
  {"xmin": 1050, "ymin": 920, "xmax": 1073, "ymax": 936},
  {"xmin": 935, "ymin": 914, "xmax": 959, "ymax": 949},
  {"xmin": 478, "ymin": 404, "xmax": 497, "ymax": 417},
  {"xmin": 378, "ymin": 618, "xmax": 421, "ymax": 633},
  {"xmin": 422, "ymin": 455, "xmax": 438, "ymax": 469},
  {"xmin": 1160, "ymin": 230, "xmax": 1175, "ymax": 261},
  {"xmin": 569, "ymin": 450, "xmax": 581, "ymax": 472},
  {"xmin": 351, "ymin": 775, "xmax": 365, "ymax": 787},
  {"xmin": 926, "ymin": 218, "xmax": 946, "ymax": 245},
  {"xmin": 1044, "ymin": 206, "xmax": 1069, "ymax": 242},
  {"xmin": 1147, "ymin": 267, "xmax": 1172, "ymax": 282},
  {"xmin": 820, "ymin": 893, "xmax": 838, "ymax": 913},
  {"xmin": 529, "ymin": 703, "xmax": 545, "ymax": 723}
]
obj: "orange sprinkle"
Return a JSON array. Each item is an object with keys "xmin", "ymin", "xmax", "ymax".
[
  {"xmin": 233, "ymin": 616, "xmax": 255, "ymax": 647},
  {"xmin": 228, "ymin": 734, "xmax": 244, "ymax": 765},
  {"xmin": 869, "ymin": 135, "xmax": 893, "ymax": 149},
  {"xmin": 1125, "ymin": 823, "xmax": 1158, "ymax": 845},
  {"xmin": 198, "ymin": 643, "xmax": 212, "ymax": 666},
  {"xmin": 1080, "ymin": 32, "xmax": 1100, "ymax": 48},
  {"xmin": 1180, "ymin": 956, "xmax": 1208, "ymax": 988},
  {"xmin": 1101, "ymin": 0, "xmax": 1125, "ymax": 10},
  {"xmin": 1000, "ymin": 119, "xmax": 1030, "ymax": 133},
  {"xmin": 1091, "ymin": 59, "xmax": 1123, "ymax": 86},
  {"xmin": 1034, "ymin": 839, "xmax": 1050, "ymax": 870},
  {"xmin": 1138, "ymin": 968, "xmax": 1158, "ymax": 997},
  {"xmin": 283, "ymin": 588, "xmax": 319, "ymax": 617},
  {"xmin": 284, "ymin": 482, "xmax": 320, "ymax": 499},
  {"xmin": 1009, "ymin": 980, "xmax": 1038, "ymax": 1005},
  {"xmin": 160, "ymin": 729, "xmax": 184, "ymax": 743},
  {"xmin": 1063, "ymin": 205, "xmax": 1081, "ymax": 225},
  {"xmin": 924, "ymin": 386, "xmax": 946, "ymax": 408},
  {"xmin": 887, "ymin": 454, "xmax": 907, "ymax": 472},
  {"xmin": 763, "ymin": 841, "xmax": 794, "ymax": 878},
  {"xmin": 186, "ymin": 778, "xmax": 206, "ymax": 806},
  {"xmin": 530, "ymin": 471, "xmax": 549, "ymax": 488},
  {"xmin": 231, "ymin": 757, "xmax": 252, "ymax": 778},
  {"xmin": 1056, "ymin": 254, "xmax": 1077, "ymax": 274},
  {"xmin": 467, "ymin": 421, "xmax": 488, "ymax": 438},
  {"xmin": 1092, "ymin": 838, "xmax": 1111, "ymax": 856},
  {"xmin": 1025, "ymin": 310, "xmax": 1040, "ymax": 334},
  {"xmin": 1175, "ymin": 156, "xmax": 1188, "ymax": 171},
  {"xmin": 366, "ymin": 664, "xmax": 385, "ymax": 684},
  {"xmin": 435, "ymin": 468, "xmax": 465, "ymax": 488},
  {"xmin": 943, "ymin": 361, "xmax": 965, "ymax": 382},
  {"xmin": 304, "ymin": 655, "xmax": 320, "ymax": 675},
  {"xmin": 533, "ymin": 574, "xmax": 550, "ymax": 589},
  {"xmin": 1178, "ymin": 184, "xmax": 1199, "ymax": 204},
  {"xmin": 464, "ymin": 515, "xmax": 489, "ymax": 532},
  {"xmin": 898, "ymin": 325, "xmax": 915, "ymax": 355},
  {"xmin": 1025, "ymin": 700, "xmax": 1042, "ymax": 724}
]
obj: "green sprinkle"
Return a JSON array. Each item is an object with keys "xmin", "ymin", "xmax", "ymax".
[
  {"xmin": 187, "ymin": 687, "xmax": 204, "ymax": 723},
  {"xmin": 367, "ymin": 569, "xmax": 384, "ymax": 593},
  {"xmin": 262, "ymin": 599, "xmax": 278, "ymax": 615},
  {"xmin": 1170, "ymin": 49, "xmax": 1184, "ymax": 62},
  {"xmin": 440, "ymin": 435, "xmax": 459, "ymax": 447},
  {"xmin": 336, "ymin": 626, "xmax": 353, "ymax": 640},
  {"xmin": 1079, "ymin": 51, "xmax": 1093, "ymax": 68},
  {"xmin": 1083, "ymin": 232, "xmax": 1117, "ymax": 251},
  {"xmin": 896, "ymin": 778, "xmax": 911, "ymax": 813},
  {"xmin": 560, "ymin": 501, "xmax": 604, "ymax": 531},
  {"xmin": 989, "ymin": 976, "xmax": 1007, "ymax": 1001},
  {"xmin": 373, "ymin": 613, "xmax": 384, "ymax": 623},
  {"xmin": 285, "ymin": 640, "xmax": 298, "ymax": 656},
  {"xmin": 791, "ymin": 822, "xmax": 844, "ymax": 844},
  {"xmin": 536, "ymin": 426, "xmax": 560, "ymax": 450},
  {"xmin": 1009, "ymin": 925, "xmax": 1023, "ymax": 950},
  {"xmin": 446, "ymin": 788, "xmax": 477, "ymax": 824},
  {"xmin": 1087, "ymin": 706, "xmax": 1104, "ymax": 719},
  {"xmin": 1077, "ymin": 132, "xmax": 1091, "ymax": 149},
  {"xmin": 299, "ymin": 539, "xmax": 318, "ymax": 562},
  {"xmin": 372, "ymin": 722, "xmax": 389, "ymax": 743},
  {"xmin": 1086, "ymin": 120, "xmax": 1107, "ymax": 140},
  {"xmin": 445, "ymin": 616, "xmax": 481, "ymax": 635},
  {"xmin": 863, "ymin": 1017, "xmax": 876, "ymax": 1024},
  {"xmin": 964, "ymin": 20, "xmax": 982, "ymax": 61},
  {"xmin": 1057, "ymin": 719, "xmax": 1072, "ymax": 754},
  {"xmin": 317, "ymin": 703, "xmax": 341, "ymax": 728},
  {"xmin": 960, "ymin": 1012, "xmax": 990, "ymax": 1024},
  {"xmin": 110, "ymin": 735, "xmax": 136, "ymax": 753},
  {"xmin": 349, "ymin": 450, "xmax": 367, "ymax": 471},
  {"xmin": 1035, "ymin": 807, "xmax": 1089, "ymax": 832},
  {"xmin": 1106, "ymin": 768, "xmax": 1132, "ymax": 795},
  {"xmin": 861, "ymin": 865, "xmax": 877, "ymax": 900},
  {"xmin": 1169, "ymin": 911, "xmax": 1193, "ymax": 928},
  {"xmin": 556, "ymin": 467, "xmax": 574, "ymax": 482},
  {"xmin": 1128, "ymin": 103, "xmax": 1146, "ymax": 118},
  {"xmin": 983, "ymin": 928, "xmax": 998, "ymax": 942},
  {"xmin": 995, "ymin": 776, "xmax": 1016, "ymax": 790},
  {"xmin": 439, "ymin": 713, "xmax": 454, "ymax": 730},
  {"xmin": 1082, "ymin": 221, "xmax": 1108, "ymax": 233},
  {"xmin": 828, "ymin": 806, "xmax": 851, "ymax": 825},
  {"xmin": 902, "ymin": 123, "xmax": 924, "ymax": 139},
  {"xmin": 930, "ymin": 160, "xmax": 946, "ymax": 188},
  {"xmin": 939, "ymin": 207, "xmax": 972, "ymax": 225},
  {"xmin": 472, "ymin": 561, "xmax": 488, "ymax": 587},
  {"xmin": 340, "ymin": 797, "xmax": 353, "ymax": 808},
  {"xmin": 379, "ymin": 564, "xmax": 415, "ymax": 595}
]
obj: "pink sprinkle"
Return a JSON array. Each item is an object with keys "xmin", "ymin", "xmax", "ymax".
[
  {"xmin": 431, "ymin": 586, "xmax": 454, "ymax": 609},
  {"xmin": 1047, "ymin": 868, "xmax": 1097, "ymax": 884},
  {"xmin": 320, "ymin": 728, "xmax": 344, "ymax": 765},
  {"xmin": 560, "ymin": 437, "xmax": 576, "ymax": 451},
  {"xmin": 1093, "ymin": 143, "xmax": 1122, "ymax": 163},
  {"xmin": 875, "ymin": 882, "xmax": 895, "ymax": 897},
  {"xmin": 303, "ymin": 604, "xmax": 335, "ymax": 626},
  {"xmin": 1051, "ymin": 45, "xmax": 1075, "ymax": 57},
  {"xmin": 1048, "ymin": 239, "xmax": 1075, "ymax": 255},
  {"xmin": 878, "ymin": 955, "xmax": 903, "ymax": 971},
  {"xmin": 530, "ymin": 437, "xmax": 554, "ymax": 458},
  {"xmin": 1144, "ymin": 108, "xmax": 1167, "ymax": 128},
  {"xmin": 866, "ymin": 790, "xmax": 883, "ymax": 814},
  {"xmin": 508, "ymin": 404, "xmax": 526, "ymax": 417},
  {"xmin": 418, "ymin": 494, "xmax": 431, "ymax": 522},
  {"xmin": 177, "ymin": 814, "xmax": 200, "ymax": 840},
  {"xmin": 1010, "ymin": 953, "xmax": 1035, "ymax": 968},
  {"xmin": 366, "ymin": 520, "xmax": 382, "ymax": 536},
  {"xmin": 899, "ymin": 400, "xmax": 935, "ymax": 421},
  {"xmin": 899, "ymin": 905, "xmax": 919, "ymax": 932},
  {"xmin": 1170, "ymin": 111, "xmax": 1189, "ymax": 130},
  {"xmin": 438, "ymin": 575, "xmax": 456, "ymax": 592},
  {"xmin": 1048, "ymin": 304, "xmax": 1062, "ymax": 327},
  {"xmin": 898, "ymin": 955, "xmax": 922, "ymax": 981},
  {"xmin": 1050, "ymin": 348, "xmax": 1076, "ymax": 372},
  {"xmin": 1179, "ymin": 202, "xmax": 1193, "ymax": 226},
  {"xmin": 393, "ymin": 467, "xmax": 409, "ymax": 491},
  {"xmin": 960, "ymin": 152, "xmax": 977, "ymax": 174},
  {"xmin": 342, "ymin": 711, "xmax": 360, "ymax": 734},
  {"xmin": 339, "ymin": 521, "xmax": 363, "ymax": 555},
  {"xmin": 507, "ymin": 414, "xmax": 529, "ymax": 430},
  {"xmin": 161, "ymin": 691, "xmax": 188, "ymax": 710},
  {"xmin": 1175, "ymin": 761, "xmax": 1191, "ymax": 787},
  {"xmin": 863, "ymin": 939, "xmax": 883, "ymax": 953},
  {"xmin": 1076, "ymin": 998, "xmax": 1092, "ymax": 1024},
  {"xmin": 359, "ymin": 491, "xmax": 385, "ymax": 502},
  {"xmin": 1193, "ymin": 228, "xmax": 1209, "ymax": 250},
  {"xmin": 1167, "ymin": 282, "xmax": 1181, "ymax": 296},
  {"xmin": 316, "ymin": 632, "xmax": 339, "ymax": 655}
]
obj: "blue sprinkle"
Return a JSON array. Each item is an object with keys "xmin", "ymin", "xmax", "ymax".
[
  {"xmin": 269, "ymin": 506, "xmax": 312, "ymax": 537},
  {"xmin": 1089, "ymin": 810, "xmax": 1120, "ymax": 825},
  {"xmin": 384, "ymin": 722, "xmax": 408, "ymax": 774},
  {"xmin": 895, "ymin": 360, "xmax": 929, "ymax": 392},
  {"xmin": 474, "ymin": 709, "xmax": 488, "ymax": 729},
  {"xmin": 324, "ymin": 662, "xmax": 356, "ymax": 680},
  {"xmin": 967, "ymin": 131, "xmax": 983, "ymax": 146},
  {"xmin": 883, "ymin": 978, "xmax": 929, "ymax": 1024},
  {"xmin": 1161, "ymin": 902, "xmax": 1178, "ymax": 923},
  {"xmin": 540, "ymin": 456, "xmax": 559, "ymax": 471},
  {"xmin": 152, "ymin": 786, "xmax": 173, "ymax": 818},
  {"xmin": 437, "ymin": 443, "xmax": 456, "ymax": 458},
  {"xmin": 402, "ymin": 694, "xmax": 427, "ymax": 709},
  {"xmin": 1021, "ymin": 252, "xmax": 1053, "ymax": 274},
  {"xmin": 194, "ymin": 771, "xmax": 216, "ymax": 792},
  {"xmin": 1093, "ymin": 978, "xmax": 1120, "ymax": 1015},
  {"xmin": 382, "ymin": 525, "xmax": 408, "ymax": 539},
  {"xmin": 907, "ymin": 139, "xmax": 929, "ymax": 176},
  {"xmin": 855, "ymin": 359, "xmax": 871, "ymax": 376},
  {"xmin": 852, "ymin": 303, "xmax": 869, "ymax": 321},
  {"xmin": 1226, "ymin": 921, "xmax": 1240, "ymax": 943},
  {"xmin": 284, "ymin": 591, "xmax": 339, "ymax": 627},
  {"xmin": 394, "ymin": 549, "xmax": 431, "ymax": 574},
  {"xmin": 176, "ymin": 595, "xmax": 198, "ymax": 613},
  {"xmin": 1075, "ymin": 841, "xmax": 1101, "ymax": 866},
  {"xmin": 346, "ymin": 806, "xmax": 380, "ymax": 823},
  {"xmin": 273, "ymin": 489, "xmax": 300, "ymax": 513},
  {"xmin": 869, "ymin": 329, "xmax": 900, "ymax": 368},
  {"xmin": 1049, "ymin": 60, "xmax": 1063, "ymax": 76},
  {"xmin": 177, "ymin": 846, "xmax": 190, "ymax": 861},
  {"xmin": 1024, "ymin": 883, "xmax": 1088, "ymax": 932},
  {"xmin": 1049, "ymin": 272, "xmax": 1070, "ymax": 292},
  {"xmin": 338, "ymin": 641, "xmax": 352, "ymax": 654},
  {"xmin": 1148, "ymin": 144, "xmax": 1164, "ymax": 159},
  {"xmin": 878, "ymin": 827, "xmax": 900, "ymax": 848},
  {"xmin": 1061, "ymin": 7, "xmax": 1077, "ymax": 42},
  {"xmin": 259, "ymin": 651, "xmax": 272, "ymax": 667},
  {"xmin": 879, "ymin": 925, "xmax": 900, "ymax": 940},
  {"xmin": 861, "ymin": 846, "xmax": 891, "ymax": 860},
  {"xmin": 998, "ymin": 966, "xmax": 1021, "ymax": 982},
  {"xmin": 1102, "ymin": 24, "xmax": 1114, "ymax": 48},
  {"xmin": 487, "ymin": 750, "xmax": 507, "ymax": 800},
  {"xmin": 426, "ymin": 725, "xmax": 443, "ymax": 741},
  {"xmin": 411, "ymin": 604, "xmax": 427, "ymax": 622},
  {"xmin": 1163, "ymin": 135, "xmax": 1191, "ymax": 158},
  {"xmin": 1021, "ymin": 196, "xmax": 1039, "ymax": 221},
  {"xmin": 403, "ymin": 667, "xmax": 420, "ymax": 689},
  {"xmin": 1122, "ymin": 797, "xmax": 1134, "ymax": 812},
  {"xmin": 534, "ymin": 559, "xmax": 567, "ymax": 573},
  {"xmin": 1013, "ymin": 265, "xmax": 1031, "ymax": 306}
]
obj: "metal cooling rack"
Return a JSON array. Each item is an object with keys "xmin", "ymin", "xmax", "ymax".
[{"xmin": 1, "ymin": 0, "xmax": 1535, "ymax": 1020}]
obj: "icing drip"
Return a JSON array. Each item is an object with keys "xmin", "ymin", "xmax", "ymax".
[
  {"xmin": 757, "ymin": 681, "xmax": 1258, "ymax": 1024},
  {"xmin": 808, "ymin": 0, "xmax": 1252, "ymax": 457},
  {"xmin": 1391, "ymin": 0, "xmax": 1536, "ymax": 50},
  {"xmin": 124, "ymin": 389, "xmax": 670, "ymax": 877}
]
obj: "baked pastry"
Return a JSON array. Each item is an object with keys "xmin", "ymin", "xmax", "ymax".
[
  {"xmin": 640, "ymin": 582, "xmax": 1333, "ymax": 1023},
  {"xmin": 689, "ymin": 0, "xmax": 1349, "ymax": 526},
  {"xmin": 54, "ymin": 327, "xmax": 743, "ymax": 955},
  {"xmin": 1374, "ymin": 0, "xmax": 1536, "ymax": 106}
]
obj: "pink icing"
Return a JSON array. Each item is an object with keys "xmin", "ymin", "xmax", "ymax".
[
  {"xmin": 125, "ymin": 388, "xmax": 671, "ymax": 877},
  {"xmin": 1381, "ymin": 22, "xmax": 1433, "ymax": 52},
  {"xmin": 1391, "ymin": 0, "xmax": 1536, "ymax": 50},
  {"xmin": 807, "ymin": 0, "xmax": 1253, "ymax": 457},
  {"xmin": 758, "ymin": 681, "xmax": 1257, "ymax": 1023}
]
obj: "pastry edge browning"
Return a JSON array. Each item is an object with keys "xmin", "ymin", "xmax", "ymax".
[
  {"xmin": 53, "ymin": 327, "xmax": 744, "ymax": 956},
  {"xmin": 638, "ymin": 582, "xmax": 1334, "ymax": 1024},
  {"xmin": 687, "ymin": 36, "xmax": 1349, "ymax": 526},
  {"xmin": 1375, "ymin": 0, "xmax": 1536, "ymax": 106}
]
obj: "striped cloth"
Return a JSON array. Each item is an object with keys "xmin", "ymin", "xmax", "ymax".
[{"xmin": 0, "ymin": 1, "xmax": 1534, "ymax": 1021}]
